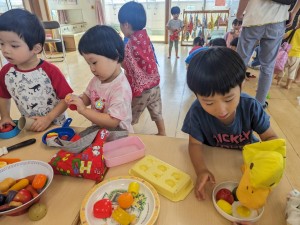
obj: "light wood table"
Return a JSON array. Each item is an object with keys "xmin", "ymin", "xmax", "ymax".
[{"xmin": 0, "ymin": 132, "xmax": 292, "ymax": 225}]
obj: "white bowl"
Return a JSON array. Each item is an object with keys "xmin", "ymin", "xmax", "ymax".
[
  {"xmin": 0, "ymin": 160, "xmax": 53, "ymax": 216},
  {"xmin": 212, "ymin": 181, "xmax": 264, "ymax": 223}
]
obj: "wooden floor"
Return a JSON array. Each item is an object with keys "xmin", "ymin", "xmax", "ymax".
[{"xmin": 9, "ymin": 44, "xmax": 300, "ymax": 190}]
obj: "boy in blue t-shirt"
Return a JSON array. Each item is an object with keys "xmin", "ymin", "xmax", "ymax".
[{"xmin": 182, "ymin": 47, "xmax": 278, "ymax": 204}]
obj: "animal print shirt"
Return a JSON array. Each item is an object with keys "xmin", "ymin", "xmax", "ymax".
[{"xmin": 0, "ymin": 60, "xmax": 73, "ymax": 125}]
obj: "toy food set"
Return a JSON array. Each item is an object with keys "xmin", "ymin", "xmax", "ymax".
[
  {"xmin": 103, "ymin": 136, "xmax": 145, "ymax": 167},
  {"xmin": 0, "ymin": 160, "xmax": 53, "ymax": 217},
  {"xmin": 0, "ymin": 139, "xmax": 36, "ymax": 157},
  {"xmin": 212, "ymin": 181, "xmax": 264, "ymax": 223},
  {"xmin": 43, "ymin": 120, "xmax": 129, "ymax": 154},
  {"xmin": 0, "ymin": 121, "xmax": 21, "ymax": 139},
  {"xmin": 48, "ymin": 129, "xmax": 109, "ymax": 182},
  {"xmin": 286, "ymin": 189, "xmax": 300, "ymax": 225},
  {"xmin": 42, "ymin": 118, "xmax": 76, "ymax": 145},
  {"xmin": 80, "ymin": 176, "xmax": 160, "ymax": 225},
  {"xmin": 129, "ymin": 155, "xmax": 194, "ymax": 202},
  {"xmin": 237, "ymin": 139, "xmax": 286, "ymax": 209}
]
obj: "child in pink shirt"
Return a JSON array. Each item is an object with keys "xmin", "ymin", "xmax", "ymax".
[{"xmin": 66, "ymin": 25, "xmax": 133, "ymax": 133}]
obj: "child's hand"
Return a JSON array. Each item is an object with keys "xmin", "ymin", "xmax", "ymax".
[
  {"xmin": 68, "ymin": 95, "xmax": 86, "ymax": 114},
  {"xmin": 0, "ymin": 117, "xmax": 15, "ymax": 129},
  {"xmin": 29, "ymin": 116, "xmax": 51, "ymax": 132},
  {"xmin": 194, "ymin": 169, "xmax": 215, "ymax": 200}
]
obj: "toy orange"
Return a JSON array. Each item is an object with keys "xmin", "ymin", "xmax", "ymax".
[{"xmin": 117, "ymin": 192, "xmax": 134, "ymax": 209}]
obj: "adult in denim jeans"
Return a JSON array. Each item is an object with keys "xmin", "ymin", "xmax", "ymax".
[{"xmin": 236, "ymin": 0, "xmax": 300, "ymax": 108}]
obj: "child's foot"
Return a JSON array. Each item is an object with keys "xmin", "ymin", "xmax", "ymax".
[
  {"xmin": 285, "ymin": 85, "xmax": 291, "ymax": 90},
  {"xmin": 168, "ymin": 56, "xmax": 170, "ymax": 59},
  {"xmin": 155, "ymin": 132, "xmax": 166, "ymax": 136},
  {"xmin": 176, "ymin": 56, "xmax": 180, "ymax": 59}
]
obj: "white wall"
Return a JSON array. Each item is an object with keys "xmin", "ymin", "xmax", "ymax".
[{"xmin": 47, "ymin": 0, "xmax": 98, "ymax": 28}]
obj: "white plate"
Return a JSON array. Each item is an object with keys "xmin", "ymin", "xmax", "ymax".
[{"xmin": 80, "ymin": 176, "xmax": 160, "ymax": 225}]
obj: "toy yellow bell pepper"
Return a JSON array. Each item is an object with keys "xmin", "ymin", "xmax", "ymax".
[{"xmin": 111, "ymin": 206, "xmax": 136, "ymax": 225}]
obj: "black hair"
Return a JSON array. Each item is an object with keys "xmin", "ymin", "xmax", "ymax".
[
  {"xmin": 230, "ymin": 37, "xmax": 239, "ymax": 47},
  {"xmin": 0, "ymin": 9, "xmax": 45, "ymax": 51},
  {"xmin": 78, "ymin": 25, "xmax": 124, "ymax": 63},
  {"xmin": 193, "ymin": 37, "xmax": 205, "ymax": 46},
  {"xmin": 211, "ymin": 38, "xmax": 226, "ymax": 47},
  {"xmin": 187, "ymin": 47, "xmax": 246, "ymax": 97},
  {"xmin": 232, "ymin": 18, "xmax": 242, "ymax": 26},
  {"xmin": 118, "ymin": 1, "xmax": 146, "ymax": 31},
  {"xmin": 171, "ymin": 6, "xmax": 180, "ymax": 15}
]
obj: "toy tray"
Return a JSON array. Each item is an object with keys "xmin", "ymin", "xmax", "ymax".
[
  {"xmin": 0, "ymin": 120, "xmax": 21, "ymax": 139},
  {"xmin": 103, "ymin": 136, "xmax": 145, "ymax": 167},
  {"xmin": 129, "ymin": 155, "xmax": 194, "ymax": 202}
]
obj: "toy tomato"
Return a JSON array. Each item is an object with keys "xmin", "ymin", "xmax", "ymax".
[
  {"xmin": 216, "ymin": 188, "xmax": 234, "ymax": 204},
  {"xmin": 117, "ymin": 192, "xmax": 134, "ymax": 209},
  {"xmin": 0, "ymin": 124, "xmax": 14, "ymax": 133},
  {"xmin": 93, "ymin": 199, "xmax": 112, "ymax": 219}
]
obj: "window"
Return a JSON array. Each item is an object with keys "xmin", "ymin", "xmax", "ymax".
[
  {"xmin": 0, "ymin": 0, "xmax": 24, "ymax": 13},
  {"xmin": 104, "ymin": 0, "xmax": 167, "ymax": 42}
]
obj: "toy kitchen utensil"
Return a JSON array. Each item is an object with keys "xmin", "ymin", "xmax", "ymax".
[
  {"xmin": 42, "ymin": 118, "xmax": 75, "ymax": 144},
  {"xmin": 0, "ymin": 138, "xmax": 36, "ymax": 156}
]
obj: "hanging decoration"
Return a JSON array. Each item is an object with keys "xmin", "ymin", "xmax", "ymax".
[{"xmin": 180, "ymin": 9, "xmax": 230, "ymax": 46}]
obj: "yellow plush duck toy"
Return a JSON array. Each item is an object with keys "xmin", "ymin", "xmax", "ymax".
[{"xmin": 236, "ymin": 139, "xmax": 286, "ymax": 209}]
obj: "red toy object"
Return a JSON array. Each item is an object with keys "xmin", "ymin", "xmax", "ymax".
[
  {"xmin": 60, "ymin": 135, "xmax": 69, "ymax": 140},
  {"xmin": 48, "ymin": 129, "xmax": 108, "ymax": 182},
  {"xmin": 13, "ymin": 189, "xmax": 33, "ymax": 204},
  {"xmin": 216, "ymin": 188, "xmax": 234, "ymax": 204},
  {"xmin": 65, "ymin": 94, "xmax": 77, "ymax": 111},
  {"xmin": 170, "ymin": 30, "xmax": 179, "ymax": 41},
  {"xmin": 0, "ymin": 124, "xmax": 14, "ymax": 133},
  {"xmin": 93, "ymin": 199, "xmax": 112, "ymax": 219},
  {"xmin": 68, "ymin": 104, "xmax": 77, "ymax": 111}
]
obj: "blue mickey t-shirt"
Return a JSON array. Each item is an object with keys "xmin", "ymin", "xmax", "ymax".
[{"xmin": 182, "ymin": 93, "xmax": 270, "ymax": 150}]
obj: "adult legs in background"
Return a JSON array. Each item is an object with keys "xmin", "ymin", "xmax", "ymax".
[
  {"xmin": 256, "ymin": 23, "xmax": 285, "ymax": 104},
  {"xmin": 237, "ymin": 22, "xmax": 285, "ymax": 106},
  {"xmin": 168, "ymin": 40, "xmax": 174, "ymax": 58}
]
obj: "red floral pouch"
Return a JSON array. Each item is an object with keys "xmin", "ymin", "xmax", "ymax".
[{"xmin": 48, "ymin": 129, "xmax": 109, "ymax": 182}]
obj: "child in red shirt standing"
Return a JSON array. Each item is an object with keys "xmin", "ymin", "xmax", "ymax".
[{"xmin": 118, "ymin": 1, "xmax": 166, "ymax": 136}]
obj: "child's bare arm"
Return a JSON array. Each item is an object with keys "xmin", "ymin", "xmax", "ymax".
[
  {"xmin": 70, "ymin": 94, "xmax": 120, "ymax": 129},
  {"xmin": 0, "ymin": 97, "xmax": 15, "ymax": 128},
  {"xmin": 30, "ymin": 100, "xmax": 68, "ymax": 132},
  {"xmin": 258, "ymin": 127, "xmax": 278, "ymax": 141},
  {"xmin": 189, "ymin": 135, "xmax": 216, "ymax": 200}
]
